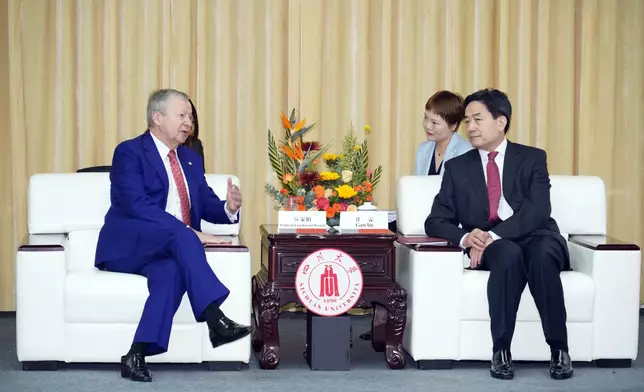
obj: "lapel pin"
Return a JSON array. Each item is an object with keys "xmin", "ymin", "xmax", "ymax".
[{"xmin": 188, "ymin": 162, "xmax": 192, "ymax": 166}]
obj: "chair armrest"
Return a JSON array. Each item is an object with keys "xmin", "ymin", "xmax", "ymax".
[
  {"xmin": 204, "ymin": 235, "xmax": 249, "ymax": 253},
  {"xmin": 567, "ymin": 235, "xmax": 641, "ymax": 360},
  {"xmin": 18, "ymin": 233, "xmax": 66, "ymax": 251},
  {"xmin": 202, "ymin": 235, "xmax": 251, "ymax": 362},
  {"xmin": 568, "ymin": 235, "xmax": 640, "ymax": 251},
  {"xmin": 16, "ymin": 234, "xmax": 67, "ymax": 362},
  {"xmin": 395, "ymin": 237, "xmax": 464, "ymax": 361}
]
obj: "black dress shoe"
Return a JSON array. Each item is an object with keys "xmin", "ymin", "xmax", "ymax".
[
  {"xmin": 120, "ymin": 353, "xmax": 152, "ymax": 382},
  {"xmin": 490, "ymin": 350, "xmax": 514, "ymax": 380},
  {"xmin": 550, "ymin": 350, "xmax": 574, "ymax": 380},
  {"xmin": 209, "ymin": 315, "xmax": 253, "ymax": 349}
]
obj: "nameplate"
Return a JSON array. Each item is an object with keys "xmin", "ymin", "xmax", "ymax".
[
  {"xmin": 338, "ymin": 211, "xmax": 389, "ymax": 234},
  {"xmin": 278, "ymin": 211, "xmax": 328, "ymax": 233}
]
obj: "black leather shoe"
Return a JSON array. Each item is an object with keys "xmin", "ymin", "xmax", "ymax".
[
  {"xmin": 490, "ymin": 350, "xmax": 514, "ymax": 380},
  {"xmin": 209, "ymin": 315, "xmax": 253, "ymax": 349},
  {"xmin": 120, "ymin": 353, "xmax": 152, "ymax": 382},
  {"xmin": 550, "ymin": 350, "xmax": 574, "ymax": 380}
]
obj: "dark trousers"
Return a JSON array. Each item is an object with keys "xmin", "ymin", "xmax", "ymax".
[
  {"xmin": 480, "ymin": 235, "xmax": 569, "ymax": 353},
  {"xmin": 101, "ymin": 225, "xmax": 230, "ymax": 356}
]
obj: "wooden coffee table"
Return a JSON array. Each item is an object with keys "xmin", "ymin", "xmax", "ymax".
[{"xmin": 252, "ymin": 224, "xmax": 407, "ymax": 370}]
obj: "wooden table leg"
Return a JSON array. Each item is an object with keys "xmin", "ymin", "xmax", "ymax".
[
  {"xmin": 384, "ymin": 286, "xmax": 407, "ymax": 369},
  {"xmin": 255, "ymin": 283, "xmax": 281, "ymax": 369}
]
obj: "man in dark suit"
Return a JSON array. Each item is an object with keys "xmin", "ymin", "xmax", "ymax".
[
  {"xmin": 95, "ymin": 89, "xmax": 252, "ymax": 382},
  {"xmin": 425, "ymin": 88, "xmax": 573, "ymax": 381}
]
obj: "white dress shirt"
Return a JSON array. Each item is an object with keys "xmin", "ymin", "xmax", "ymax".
[
  {"xmin": 459, "ymin": 138, "xmax": 514, "ymax": 248},
  {"xmin": 150, "ymin": 132, "xmax": 238, "ymax": 224}
]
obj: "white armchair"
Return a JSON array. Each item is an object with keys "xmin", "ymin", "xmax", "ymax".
[
  {"xmin": 395, "ymin": 175, "xmax": 641, "ymax": 369},
  {"xmin": 16, "ymin": 173, "xmax": 251, "ymax": 371}
]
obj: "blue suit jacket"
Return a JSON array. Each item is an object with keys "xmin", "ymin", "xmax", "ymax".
[
  {"xmin": 413, "ymin": 132, "xmax": 472, "ymax": 175},
  {"xmin": 95, "ymin": 131, "xmax": 233, "ymax": 266}
]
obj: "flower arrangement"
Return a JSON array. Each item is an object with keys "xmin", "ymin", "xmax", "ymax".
[{"xmin": 265, "ymin": 109, "xmax": 383, "ymax": 225}]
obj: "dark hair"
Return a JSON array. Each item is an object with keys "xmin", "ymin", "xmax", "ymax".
[
  {"xmin": 184, "ymin": 98, "xmax": 200, "ymax": 147},
  {"xmin": 463, "ymin": 88, "xmax": 512, "ymax": 134},
  {"xmin": 425, "ymin": 90, "xmax": 465, "ymax": 131}
]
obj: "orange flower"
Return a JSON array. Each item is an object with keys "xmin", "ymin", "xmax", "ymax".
[
  {"xmin": 332, "ymin": 191, "xmax": 338, "ymax": 197},
  {"xmin": 280, "ymin": 188, "xmax": 288, "ymax": 195},
  {"xmin": 297, "ymin": 196, "xmax": 304, "ymax": 204},
  {"xmin": 354, "ymin": 185, "xmax": 364, "ymax": 192},
  {"xmin": 282, "ymin": 173, "xmax": 294, "ymax": 183},
  {"xmin": 297, "ymin": 204, "xmax": 307, "ymax": 211},
  {"xmin": 294, "ymin": 119, "xmax": 306, "ymax": 131},
  {"xmin": 366, "ymin": 195, "xmax": 373, "ymax": 202},
  {"xmin": 313, "ymin": 185, "xmax": 325, "ymax": 199},
  {"xmin": 333, "ymin": 203, "xmax": 341, "ymax": 212},
  {"xmin": 280, "ymin": 112, "xmax": 291, "ymax": 129},
  {"xmin": 326, "ymin": 207, "xmax": 336, "ymax": 219},
  {"xmin": 280, "ymin": 139, "xmax": 304, "ymax": 161}
]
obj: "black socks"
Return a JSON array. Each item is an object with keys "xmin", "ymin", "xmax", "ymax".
[
  {"xmin": 204, "ymin": 301, "xmax": 225, "ymax": 329},
  {"xmin": 128, "ymin": 342, "xmax": 149, "ymax": 357}
]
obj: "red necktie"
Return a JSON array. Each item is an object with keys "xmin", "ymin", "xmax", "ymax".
[
  {"xmin": 168, "ymin": 150, "xmax": 191, "ymax": 227},
  {"xmin": 486, "ymin": 151, "xmax": 501, "ymax": 222}
]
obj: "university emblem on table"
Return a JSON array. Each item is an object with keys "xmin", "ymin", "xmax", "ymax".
[{"xmin": 295, "ymin": 248, "xmax": 364, "ymax": 317}]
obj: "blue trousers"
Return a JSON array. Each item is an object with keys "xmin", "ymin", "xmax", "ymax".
[{"xmin": 101, "ymin": 225, "xmax": 230, "ymax": 356}]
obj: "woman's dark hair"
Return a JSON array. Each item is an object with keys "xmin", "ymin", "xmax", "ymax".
[
  {"xmin": 184, "ymin": 98, "xmax": 200, "ymax": 147},
  {"xmin": 425, "ymin": 90, "xmax": 465, "ymax": 132}
]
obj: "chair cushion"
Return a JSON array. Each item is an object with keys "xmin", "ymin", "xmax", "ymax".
[
  {"xmin": 65, "ymin": 270, "xmax": 196, "ymax": 324},
  {"xmin": 461, "ymin": 270, "xmax": 594, "ymax": 322}
]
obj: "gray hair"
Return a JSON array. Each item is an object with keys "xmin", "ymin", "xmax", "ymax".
[{"xmin": 146, "ymin": 89, "xmax": 190, "ymax": 127}]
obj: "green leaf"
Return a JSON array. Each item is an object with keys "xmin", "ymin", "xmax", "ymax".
[
  {"xmin": 370, "ymin": 165, "xmax": 383, "ymax": 188},
  {"xmin": 267, "ymin": 130, "xmax": 284, "ymax": 180},
  {"xmin": 290, "ymin": 121, "xmax": 319, "ymax": 141}
]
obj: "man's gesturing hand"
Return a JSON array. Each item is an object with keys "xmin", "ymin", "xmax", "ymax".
[{"xmin": 226, "ymin": 177, "xmax": 242, "ymax": 213}]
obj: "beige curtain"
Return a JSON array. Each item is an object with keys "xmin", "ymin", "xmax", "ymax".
[{"xmin": 1, "ymin": 0, "xmax": 642, "ymax": 311}]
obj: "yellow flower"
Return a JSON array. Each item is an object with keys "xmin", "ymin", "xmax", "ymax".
[
  {"xmin": 364, "ymin": 125, "xmax": 371, "ymax": 134},
  {"xmin": 322, "ymin": 153, "xmax": 337, "ymax": 161},
  {"xmin": 336, "ymin": 184, "xmax": 357, "ymax": 199},
  {"xmin": 347, "ymin": 204, "xmax": 358, "ymax": 212},
  {"xmin": 319, "ymin": 171, "xmax": 340, "ymax": 181},
  {"xmin": 341, "ymin": 170, "xmax": 353, "ymax": 183},
  {"xmin": 353, "ymin": 145, "xmax": 360, "ymax": 151}
]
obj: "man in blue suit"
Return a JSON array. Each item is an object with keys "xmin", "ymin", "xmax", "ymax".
[{"xmin": 95, "ymin": 88, "xmax": 252, "ymax": 382}]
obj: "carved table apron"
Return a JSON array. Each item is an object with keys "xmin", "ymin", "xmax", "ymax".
[{"xmin": 252, "ymin": 224, "xmax": 407, "ymax": 370}]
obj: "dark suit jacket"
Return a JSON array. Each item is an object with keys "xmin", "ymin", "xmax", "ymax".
[
  {"xmin": 424, "ymin": 140, "xmax": 568, "ymax": 267},
  {"xmin": 94, "ymin": 131, "xmax": 232, "ymax": 265}
]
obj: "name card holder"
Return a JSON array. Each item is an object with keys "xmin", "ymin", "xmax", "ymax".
[
  {"xmin": 338, "ymin": 211, "xmax": 390, "ymax": 234},
  {"xmin": 277, "ymin": 211, "xmax": 328, "ymax": 233}
]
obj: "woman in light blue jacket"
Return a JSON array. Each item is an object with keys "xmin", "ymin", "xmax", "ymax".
[{"xmin": 414, "ymin": 90, "xmax": 472, "ymax": 176}]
